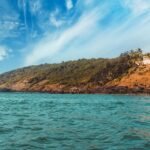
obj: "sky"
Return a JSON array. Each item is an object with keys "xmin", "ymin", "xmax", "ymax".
[{"xmin": 0, "ymin": 0, "xmax": 150, "ymax": 73}]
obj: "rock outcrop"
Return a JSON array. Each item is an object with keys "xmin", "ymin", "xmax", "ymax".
[{"xmin": 1, "ymin": 50, "xmax": 150, "ymax": 94}]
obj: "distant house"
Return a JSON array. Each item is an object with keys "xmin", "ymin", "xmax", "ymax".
[
  {"xmin": 135, "ymin": 55, "xmax": 150, "ymax": 66},
  {"xmin": 143, "ymin": 56, "xmax": 150, "ymax": 65}
]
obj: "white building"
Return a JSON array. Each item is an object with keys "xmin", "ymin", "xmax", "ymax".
[{"xmin": 143, "ymin": 56, "xmax": 150, "ymax": 65}]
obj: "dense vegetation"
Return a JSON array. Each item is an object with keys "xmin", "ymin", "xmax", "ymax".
[
  {"xmin": 91, "ymin": 49, "xmax": 143, "ymax": 85},
  {"xmin": 0, "ymin": 49, "xmax": 144, "ymax": 88}
]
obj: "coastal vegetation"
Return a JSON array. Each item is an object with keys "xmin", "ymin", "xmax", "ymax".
[{"xmin": 0, "ymin": 49, "xmax": 150, "ymax": 94}]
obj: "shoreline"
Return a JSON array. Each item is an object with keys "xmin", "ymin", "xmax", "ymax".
[{"xmin": 0, "ymin": 88, "xmax": 150, "ymax": 95}]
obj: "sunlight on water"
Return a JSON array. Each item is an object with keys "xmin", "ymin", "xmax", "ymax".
[{"xmin": 0, "ymin": 93, "xmax": 150, "ymax": 150}]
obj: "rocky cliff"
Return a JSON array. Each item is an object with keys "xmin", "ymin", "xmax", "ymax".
[{"xmin": 1, "ymin": 49, "xmax": 150, "ymax": 94}]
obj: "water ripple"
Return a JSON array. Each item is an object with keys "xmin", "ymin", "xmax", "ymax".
[{"xmin": 0, "ymin": 93, "xmax": 149, "ymax": 149}]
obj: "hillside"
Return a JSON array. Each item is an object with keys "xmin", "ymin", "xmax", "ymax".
[
  {"xmin": 106, "ymin": 65, "xmax": 150, "ymax": 92},
  {"xmin": 0, "ymin": 49, "xmax": 150, "ymax": 94}
]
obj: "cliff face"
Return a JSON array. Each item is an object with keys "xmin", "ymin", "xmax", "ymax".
[
  {"xmin": 106, "ymin": 65, "xmax": 150, "ymax": 93},
  {"xmin": 0, "ymin": 50, "xmax": 150, "ymax": 94}
]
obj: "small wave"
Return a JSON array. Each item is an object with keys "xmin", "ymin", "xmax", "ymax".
[
  {"xmin": 32, "ymin": 136, "xmax": 49, "ymax": 143},
  {"xmin": 122, "ymin": 134, "xmax": 142, "ymax": 141}
]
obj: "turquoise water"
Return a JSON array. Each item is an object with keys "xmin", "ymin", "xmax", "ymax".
[{"xmin": 0, "ymin": 93, "xmax": 150, "ymax": 150}]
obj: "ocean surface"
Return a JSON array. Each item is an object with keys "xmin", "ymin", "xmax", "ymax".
[{"xmin": 0, "ymin": 93, "xmax": 150, "ymax": 150}]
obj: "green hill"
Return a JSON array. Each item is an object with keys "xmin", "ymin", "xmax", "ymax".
[{"xmin": 1, "ymin": 49, "xmax": 149, "ymax": 94}]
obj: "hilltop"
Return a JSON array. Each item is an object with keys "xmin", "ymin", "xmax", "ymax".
[{"xmin": 0, "ymin": 49, "xmax": 150, "ymax": 94}]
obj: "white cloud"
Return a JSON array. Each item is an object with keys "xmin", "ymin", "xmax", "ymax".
[
  {"xmin": 0, "ymin": 1, "xmax": 20, "ymax": 39},
  {"xmin": 23, "ymin": 0, "xmax": 150, "ymax": 66},
  {"xmin": 66, "ymin": 0, "xmax": 73, "ymax": 10},
  {"xmin": 0, "ymin": 46, "xmax": 8, "ymax": 61},
  {"xmin": 49, "ymin": 9, "xmax": 64, "ymax": 28},
  {"xmin": 0, "ymin": 20, "xmax": 19, "ymax": 30},
  {"xmin": 29, "ymin": 0, "xmax": 41, "ymax": 15},
  {"xmin": 18, "ymin": 0, "xmax": 27, "ymax": 28},
  {"xmin": 123, "ymin": 0, "xmax": 150, "ymax": 15},
  {"xmin": 0, "ymin": 20, "xmax": 19, "ymax": 39},
  {"xmin": 24, "ymin": 8, "xmax": 102, "ymax": 65},
  {"xmin": 50, "ymin": 16, "xmax": 64, "ymax": 28}
]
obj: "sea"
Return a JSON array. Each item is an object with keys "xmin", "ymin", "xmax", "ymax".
[{"xmin": 0, "ymin": 93, "xmax": 150, "ymax": 150}]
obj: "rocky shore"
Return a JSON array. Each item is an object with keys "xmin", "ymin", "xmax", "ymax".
[{"xmin": 1, "ymin": 50, "xmax": 150, "ymax": 94}]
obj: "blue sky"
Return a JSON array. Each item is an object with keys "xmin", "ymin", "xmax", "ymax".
[{"xmin": 0, "ymin": 0, "xmax": 150, "ymax": 73}]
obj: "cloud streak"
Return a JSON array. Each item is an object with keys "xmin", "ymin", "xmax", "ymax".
[
  {"xmin": 66, "ymin": 0, "xmax": 73, "ymax": 10},
  {"xmin": 24, "ymin": 0, "xmax": 150, "ymax": 66},
  {"xmin": 25, "ymin": 8, "xmax": 102, "ymax": 65},
  {"xmin": 49, "ymin": 9, "xmax": 65, "ymax": 28},
  {"xmin": 0, "ymin": 46, "xmax": 8, "ymax": 61},
  {"xmin": 123, "ymin": 0, "xmax": 150, "ymax": 15},
  {"xmin": 1, "ymin": 0, "xmax": 150, "ymax": 73}
]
